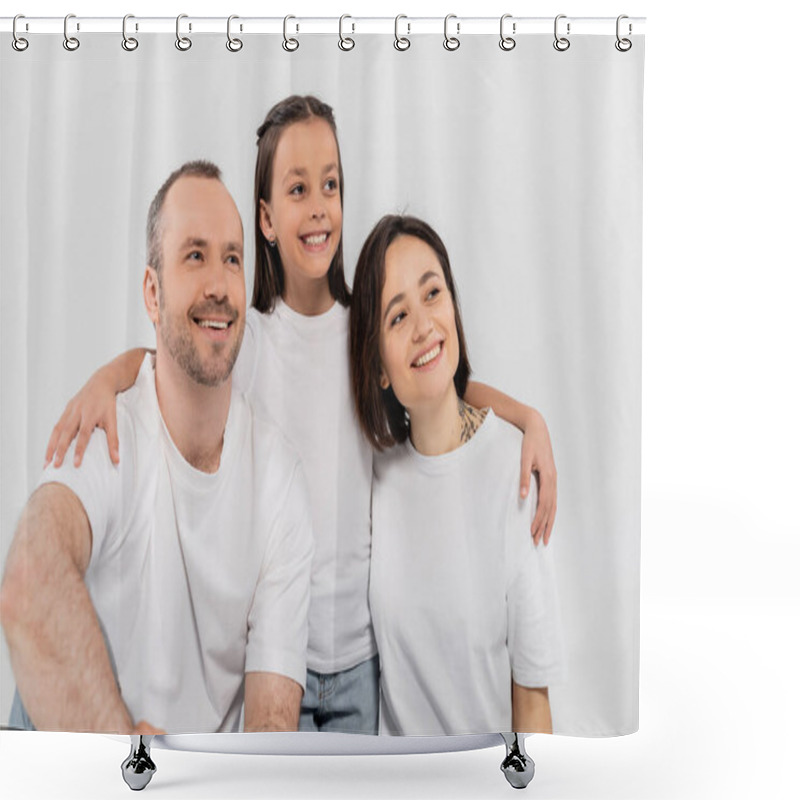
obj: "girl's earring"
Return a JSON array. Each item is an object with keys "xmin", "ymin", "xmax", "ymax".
[{"xmin": 268, "ymin": 237, "xmax": 277, "ymax": 248}]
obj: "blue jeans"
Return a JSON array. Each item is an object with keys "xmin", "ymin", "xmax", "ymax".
[
  {"xmin": 299, "ymin": 654, "xmax": 379, "ymax": 734},
  {"xmin": 9, "ymin": 688, "xmax": 34, "ymax": 730}
]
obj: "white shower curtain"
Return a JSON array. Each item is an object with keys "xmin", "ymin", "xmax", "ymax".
[{"xmin": 0, "ymin": 26, "xmax": 644, "ymax": 737}]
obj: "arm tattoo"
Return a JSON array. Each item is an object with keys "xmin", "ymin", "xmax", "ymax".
[{"xmin": 458, "ymin": 399, "xmax": 488, "ymax": 444}]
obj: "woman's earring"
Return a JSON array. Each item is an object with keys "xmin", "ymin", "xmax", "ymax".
[{"xmin": 268, "ymin": 237, "xmax": 276, "ymax": 248}]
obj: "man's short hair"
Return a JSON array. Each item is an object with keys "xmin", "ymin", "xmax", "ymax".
[{"xmin": 146, "ymin": 160, "xmax": 222, "ymax": 276}]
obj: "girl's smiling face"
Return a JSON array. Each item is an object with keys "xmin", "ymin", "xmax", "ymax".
[
  {"xmin": 259, "ymin": 117, "xmax": 343, "ymax": 300},
  {"xmin": 378, "ymin": 235, "xmax": 460, "ymax": 413}
]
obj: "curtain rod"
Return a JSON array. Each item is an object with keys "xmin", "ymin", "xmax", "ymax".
[{"xmin": 2, "ymin": 16, "xmax": 646, "ymax": 36}]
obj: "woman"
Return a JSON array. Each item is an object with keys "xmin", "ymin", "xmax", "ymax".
[{"xmin": 350, "ymin": 215, "xmax": 564, "ymax": 736}]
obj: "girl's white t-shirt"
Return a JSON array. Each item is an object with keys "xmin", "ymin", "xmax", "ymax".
[
  {"xmin": 370, "ymin": 410, "xmax": 565, "ymax": 735},
  {"xmin": 235, "ymin": 300, "xmax": 376, "ymax": 674}
]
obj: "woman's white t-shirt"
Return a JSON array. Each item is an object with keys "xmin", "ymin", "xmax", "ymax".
[
  {"xmin": 235, "ymin": 300, "xmax": 376, "ymax": 674},
  {"xmin": 370, "ymin": 410, "xmax": 565, "ymax": 735}
]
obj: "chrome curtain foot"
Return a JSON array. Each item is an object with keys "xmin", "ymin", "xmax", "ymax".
[
  {"xmin": 121, "ymin": 735, "xmax": 157, "ymax": 791},
  {"xmin": 500, "ymin": 732, "xmax": 535, "ymax": 790}
]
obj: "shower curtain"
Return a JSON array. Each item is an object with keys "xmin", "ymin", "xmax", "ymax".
[{"xmin": 0, "ymin": 21, "xmax": 644, "ymax": 739}]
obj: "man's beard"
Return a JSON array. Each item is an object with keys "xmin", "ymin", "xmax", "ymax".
[{"xmin": 158, "ymin": 284, "xmax": 242, "ymax": 387}]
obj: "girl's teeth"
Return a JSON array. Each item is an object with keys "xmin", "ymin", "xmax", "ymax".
[
  {"xmin": 414, "ymin": 343, "xmax": 441, "ymax": 367},
  {"xmin": 303, "ymin": 234, "xmax": 327, "ymax": 246}
]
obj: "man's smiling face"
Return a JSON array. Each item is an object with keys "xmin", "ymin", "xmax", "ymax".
[{"xmin": 152, "ymin": 175, "xmax": 246, "ymax": 387}]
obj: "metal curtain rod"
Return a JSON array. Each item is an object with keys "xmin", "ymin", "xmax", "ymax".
[{"xmin": 1, "ymin": 15, "xmax": 646, "ymax": 36}]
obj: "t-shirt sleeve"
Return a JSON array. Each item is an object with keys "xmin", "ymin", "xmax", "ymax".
[
  {"xmin": 37, "ymin": 427, "xmax": 123, "ymax": 570},
  {"xmin": 505, "ymin": 486, "xmax": 566, "ymax": 689},
  {"xmin": 245, "ymin": 459, "xmax": 314, "ymax": 688}
]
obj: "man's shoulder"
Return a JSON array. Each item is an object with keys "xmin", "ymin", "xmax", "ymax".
[{"xmin": 115, "ymin": 356, "xmax": 159, "ymax": 438}]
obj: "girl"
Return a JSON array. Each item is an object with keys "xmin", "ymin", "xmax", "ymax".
[
  {"xmin": 350, "ymin": 215, "xmax": 564, "ymax": 735},
  {"xmin": 44, "ymin": 96, "xmax": 557, "ymax": 735}
]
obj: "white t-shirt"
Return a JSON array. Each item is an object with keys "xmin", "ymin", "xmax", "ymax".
[
  {"xmin": 235, "ymin": 300, "xmax": 375, "ymax": 674},
  {"xmin": 40, "ymin": 357, "xmax": 314, "ymax": 733},
  {"xmin": 370, "ymin": 410, "xmax": 565, "ymax": 736}
]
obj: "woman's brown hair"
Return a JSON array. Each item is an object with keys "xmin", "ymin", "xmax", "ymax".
[
  {"xmin": 252, "ymin": 95, "xmax": 350, "ymax": 312},
  {"xmin": 349, "ymin": 215, "xmax": 471, "ymax": 451}
]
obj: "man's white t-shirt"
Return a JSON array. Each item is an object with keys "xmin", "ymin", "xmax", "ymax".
[
  {"xmin": 235, "ymin": 301, "xmax": 375, "ymax": 674},
  {"xmin": 40, "ymin": 357, "xmax": 314, "ymax": 733},
  {"xmin": 370, "ymin": 410, "xmax": 565, "ymax": 736}
]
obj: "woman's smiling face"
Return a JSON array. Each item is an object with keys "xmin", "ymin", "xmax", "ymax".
[{"xmin": 378, "ymin": 234, "xmax": 460, "ymax": 413}]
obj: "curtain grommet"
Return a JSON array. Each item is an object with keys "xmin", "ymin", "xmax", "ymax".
[
  {"xmin": 63, "ymin": 13, "xmax": 80, "ymax": 51},
  {"xmin": 226, "ymin": 15, "xmax": 243, "ymax": 52},
  {"xmin": 121, "ymin": 14, "xmax": 139, "ymax": 51},
  {"xmin": 12, "ymin": 15, "xmax": 29, "ymax": 51},
  {"xmin": 338, "ymin": 14, "xmax": 355, "ymax": 51},
  {"xmin": 443, "ymin": 14, "xmax": 460, "ymax": 51},
  {"xmin": 394, "ymin": 15, "xmax": 411, "ymax": 51},
  {"xmin": 553, "ymin": 14, "xmax": 571, "ymax": 52},
  {"xmin": 175, "ymin": 14, "xmax": 192, "ymax": 51},
  {"xmin": 283, "ymin": 15, "xmax": 299, "ymax": 52},
  {"xmin": 615, "ymin": 15, "xmax": 632, "ymax": 51},
  {"xmin": 499, "ymin": 14, "xmax": 516, "ymax": 51}
]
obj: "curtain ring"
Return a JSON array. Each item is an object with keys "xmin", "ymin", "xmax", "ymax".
[
  {"xmin": 553, "ymin": 14, "xmax": 571, "ymax": 52},
  {"xmin": 283, "ymin": 15, "xmax": 299, "ymax": 52},
  {"xmin": 615, "ymin": 15, "xmax": 632, "ymax": 52},
  {"xmin": 63, "ymin": 13, "xmax": 80, "ymax": 51},
  {"xmin": 12, "ymin": 15, "xmax": 29, "ymax": 52},
  {"xmin": 394, "ymin": 15, "xmax": 410, "ymax": 51},
  {"xmin": 499, "ymin": 14, "xmax": 515, "ymax": 51},
  {"xmin": 175, "ymin": 14, "xmax": 192, "ymax": 51},
  {"xmin": 443, "ymin": 14, "xmax": 460, "ymax": 51},
  {"xmin": 338, "ymin": 14, "xmax": 355, "ymax": 51},
  {"xmin": 226, "ymin": 15, "xmax": 243, "ymax": 52},
  {"xmin": 122, "ymin": 14, "xmax": 139, "ymax": 51}
]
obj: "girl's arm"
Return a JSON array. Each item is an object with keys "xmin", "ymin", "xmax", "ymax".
[
  {"xmin": 45, "ymin": 348, "xmax": 149, "ymax": 468},
  {"xmin": 511, "ymin": 683, "xmax": 552, "ymax": 734},
  {"xmin": 463, "ymin": 381, "xmax": 557, "ymax": 545}
]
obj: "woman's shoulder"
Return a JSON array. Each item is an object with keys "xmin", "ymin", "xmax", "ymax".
[
  {"xmin": 472, "ymin": 413, "xmax": 536, "ymax": 507},
  {"xmin": 472, "ymin": 410, "xmax": 523, "ymax": 463}
]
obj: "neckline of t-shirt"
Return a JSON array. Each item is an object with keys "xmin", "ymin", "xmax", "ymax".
[
  {"xmin": 272, "ymin": 297, "xmax": 347, "ymax": 337},
  {"xmin": 143, "ymin": 365, "xmax": 242, "ymax": 491},
  {"xmin": 403, "ymin": 408, "xmax": 497, "ymax": 473}
]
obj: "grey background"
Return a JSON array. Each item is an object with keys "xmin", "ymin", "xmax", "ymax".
[{"xmin": 0, "ymin": 33, "xmax": 643, "ymax": 736}]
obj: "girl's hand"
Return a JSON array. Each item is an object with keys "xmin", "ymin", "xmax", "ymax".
[
  {"xmin": 520, "ymin": 409, "xmax": 557, "ymax": 546},
  {"xmin": 44, "ymin": 371, "xmax": 120, "ymax": 469}
]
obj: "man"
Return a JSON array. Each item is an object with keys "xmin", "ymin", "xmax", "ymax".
[{"xmin": 0, "ymin": 161, "xmax": 313, "ymax": 734}]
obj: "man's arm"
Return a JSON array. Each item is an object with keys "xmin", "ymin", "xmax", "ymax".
[
  {"xmin": 244, "ymin": 672, "xmax": 303, "ymax": 732},
  {"xmin": 243, "ymin": 452, "xmax": 314, "ymax": 732},
  {"xmin": 0, "ymin": 483, "xmax": 134, "ymax": 732},
  {"xmin": 511, "ymin": 684, "xmax": 552, "ymax": 734}
]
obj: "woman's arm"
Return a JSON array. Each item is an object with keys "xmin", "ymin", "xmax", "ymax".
[
  {"xmin": 45, "ymin": 348, "xmax": 149, "ymax": 468},
  {"xmin": 463, "ymin": 381, "xmax": 557, "ymax": 545},
  {"xmin": 511, "ymin": 683, "xmax": 552, "ymax": 734}
]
